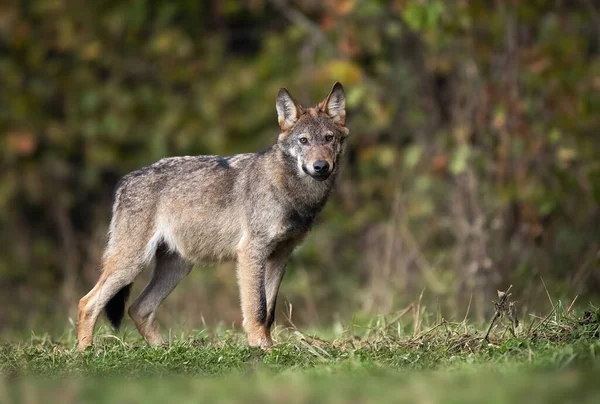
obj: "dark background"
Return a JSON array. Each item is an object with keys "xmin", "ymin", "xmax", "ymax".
[{"xmin": 1, "ymin": 0, "xmax": 599, "ymax": 336}]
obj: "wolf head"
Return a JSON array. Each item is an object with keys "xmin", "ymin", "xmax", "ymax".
[{"xmin": 276, "ymin": 82, "xmax": 349, "ymax": 182}]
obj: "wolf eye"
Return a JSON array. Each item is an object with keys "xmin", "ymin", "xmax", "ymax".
[
  {"xmin": 299, "ymin": 137, "xmax": 308, "ymax": 144},
  {"xmin": 325, "ymin": 135, "xmax": 334, "ymax": 142}
]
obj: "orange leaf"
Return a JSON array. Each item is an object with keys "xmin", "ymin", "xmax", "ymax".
[
  {"xmin": 5, "ymin": 130, "xmax": 37, "ymax": 157},
  {"xmin": 328, "ymin": 0, "xmax": 356, "ymax": 15}
]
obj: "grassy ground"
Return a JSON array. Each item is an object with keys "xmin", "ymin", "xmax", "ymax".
[{"xmin": 2, "ymin": 299, "xmax": 599, "ymax": 403}]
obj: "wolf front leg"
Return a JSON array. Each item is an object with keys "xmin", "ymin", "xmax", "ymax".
[
  {"xmin": 236, "ymin": 243, "xmax": 271, "ymax": 349},
  {"xmin": 264, "ymin": 240, "xmax": 298, "ymax": 342}
]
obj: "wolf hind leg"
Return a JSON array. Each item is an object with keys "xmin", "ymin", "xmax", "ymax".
[
  {"xmin": 128, "ymin": 248, "xmax": 192, "ymax": 346},
  {"xmin": 77, "ymin": 252, "xmax": 147, "ymax": 351}
]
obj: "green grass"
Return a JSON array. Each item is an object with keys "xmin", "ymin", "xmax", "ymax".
[{"xmin": 2, "ymin": 304, "xmax": 599, "ymax": 403}]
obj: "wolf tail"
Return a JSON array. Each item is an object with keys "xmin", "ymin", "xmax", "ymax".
[{"xmin": 105, "ymin": 284, "xmax": 132, "ymax": 329}]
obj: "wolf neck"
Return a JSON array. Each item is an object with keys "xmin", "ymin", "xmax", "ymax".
[{"xmin": 267, "ymin": 145, "xmax": 336, "ymax": 216}]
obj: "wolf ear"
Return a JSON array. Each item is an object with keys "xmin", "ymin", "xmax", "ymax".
[
  {"xmin": 321, "ymin": 82, "xmax": 346, "ymax": 126},
  {"xmin": 276, "ymin": 88, "xmax": 301, "ymax": 131}
]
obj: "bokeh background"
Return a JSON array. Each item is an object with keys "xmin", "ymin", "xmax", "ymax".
[{"xmin": 1, "ymin": 0, "xmax": 599, "ymax": 337}]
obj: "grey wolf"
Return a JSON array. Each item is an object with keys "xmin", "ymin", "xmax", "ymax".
[{"xmin": 77, "ymin": 82, "xmax": 349, "ymax": 351}]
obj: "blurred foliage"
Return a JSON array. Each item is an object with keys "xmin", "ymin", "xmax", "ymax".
[{"xmin": 0, "ymin": 0, "xmax": 599, "ymax": 332}]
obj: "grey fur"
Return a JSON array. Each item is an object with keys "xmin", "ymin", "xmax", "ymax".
[{"xmin": 77, "ymin": 82, "xmax": 349, "ymax": 350}]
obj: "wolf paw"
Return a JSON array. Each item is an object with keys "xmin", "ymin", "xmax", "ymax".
[{"xmin": 247, "ymin": 335, "xmax": 273, "ymax": 350}]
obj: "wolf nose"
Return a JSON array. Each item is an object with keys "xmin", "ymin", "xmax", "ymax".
[{"xmin": 313, "ymin": 160, "xmax": 330, "ymax": 173}]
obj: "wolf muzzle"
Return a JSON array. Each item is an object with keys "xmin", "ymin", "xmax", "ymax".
[{"xmin": 303, "ymin": 161, "xmax": 334, "ymax": 181}]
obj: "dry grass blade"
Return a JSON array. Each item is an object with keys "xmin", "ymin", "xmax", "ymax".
[
  {"xmin": 412, "ymin": 290, "xmax": 425, "ymax": 338},
  {"xmin": 294, "ymin": 332, "xmax": 331, "ymax": 361},
  {"xmin": 462, "ymin": 293, "xmax": 473, "ymax": 334},
  {"xmin": 388, "ymin": 303, "xmax": 415, "ymax": 326},
  {"xmin": 540, "ymin": 276, "xmax": 556, "ymax": 320},
  {"xmin": 566, "ymin": 295, "xmax": 579, "ymax": 316},
  {"xmin": 526, "ymin": 308, "xmax": 556, "ymax": 339},
  {"xmin": 414, "ymin": 320, "xmax": 446, "ymax": 341}
]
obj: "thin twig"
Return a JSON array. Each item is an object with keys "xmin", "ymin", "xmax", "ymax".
[
  {"xmin": 579, "ymin": 0, "xmax": 600, "ymax": 46},
  {"xmin": 484, "ymin": 285, "xmax": 513, "ymax": 342}
]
